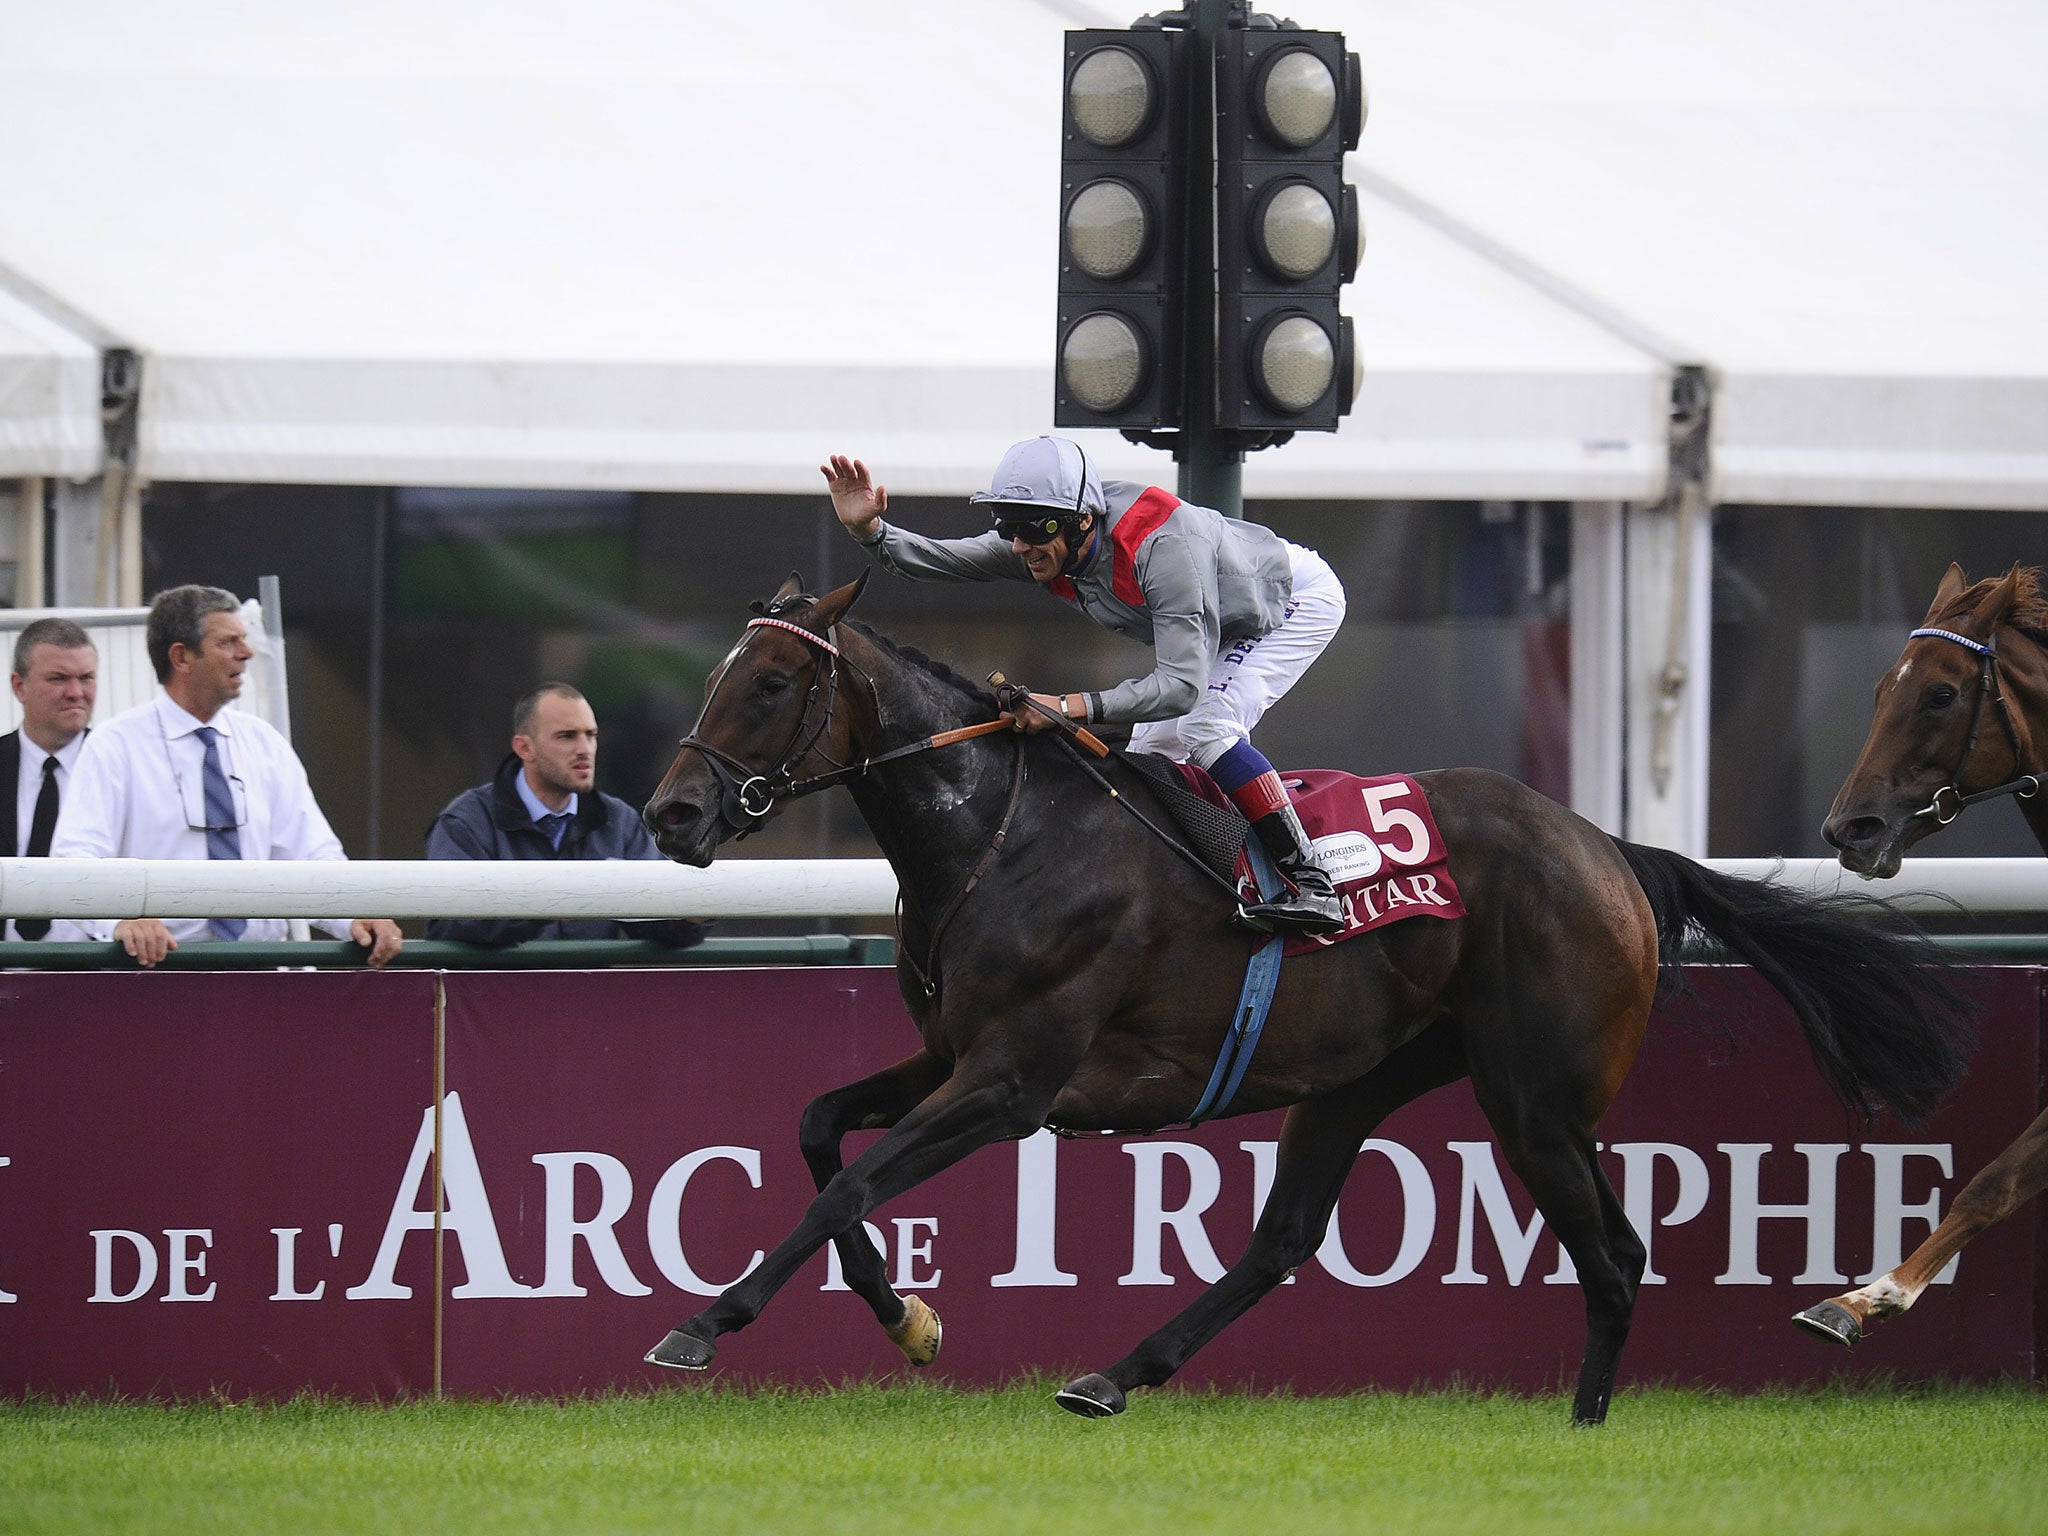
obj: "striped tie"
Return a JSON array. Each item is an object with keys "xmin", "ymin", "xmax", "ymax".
[{"xmin": 194, "ymin": 727, "xmax": 247, "ymax": 941}]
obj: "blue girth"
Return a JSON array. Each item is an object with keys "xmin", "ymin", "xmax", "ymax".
[{"xmin": 1187, "ymin": 836, "xmax": 1286, "ymax": 1124}]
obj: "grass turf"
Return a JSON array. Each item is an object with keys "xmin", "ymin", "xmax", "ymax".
[{"xmin": 1, "ymin": 1380, "xmax": 2043, "ymax": 1536}]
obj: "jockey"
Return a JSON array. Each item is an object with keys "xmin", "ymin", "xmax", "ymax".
[{"xmin": 823, "ymin": 435, "xmax": 1347, "ymax": 936}]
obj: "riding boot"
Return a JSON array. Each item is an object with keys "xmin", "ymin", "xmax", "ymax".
[{"xmin": 1242, "ymin": 802, "xmax": 1346, "ymax": 936}]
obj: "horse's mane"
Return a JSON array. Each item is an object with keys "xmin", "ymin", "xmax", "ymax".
[
  {"xmin": 842, "ymin": 620, "xmax": 1000, "ymax": 714},
  {"xmin": 1934, "ymin": 566, "xmax": 2048, "ymax": 647}
]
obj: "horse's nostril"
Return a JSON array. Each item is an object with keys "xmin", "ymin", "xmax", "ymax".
[
  {"xmin": 1825, "ymin": 815, "xmax": 1884, "ymax": 851},
  {"xmin": 654, "ymin": 800, "xmax": 696, "ymax": 830}
]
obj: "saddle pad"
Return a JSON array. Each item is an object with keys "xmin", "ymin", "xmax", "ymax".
[{"xmin": 1173, "ymin": 764, "xmax": 1467, "ymax": 955}]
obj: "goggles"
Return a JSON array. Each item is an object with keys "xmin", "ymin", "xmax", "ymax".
[{"xmin": 994, "ymin": 513, "xmax": 1070, "ymax": 546}]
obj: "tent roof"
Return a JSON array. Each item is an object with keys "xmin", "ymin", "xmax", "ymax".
[
  {"xmin": 0, "ymin": 0, "xmax": 2039, "ymax": 506},
  {"xmin": 0, "ymin": 285, "xmax": 99, "ymax": 479},
  {"xmin": 1349, "ymin": 0, "xmax": 2048, "ymax": 507}
]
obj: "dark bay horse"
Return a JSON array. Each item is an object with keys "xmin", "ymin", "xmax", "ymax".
[
  {"xmin": 643, "ymin": 572, "xmax": 1974, "ymax": 1423},
  {"xmin": 1796, "ymin": 563, "xmax": 2047, "ymax": 1350}
]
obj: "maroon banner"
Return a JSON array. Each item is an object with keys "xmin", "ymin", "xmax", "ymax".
[
  {"xmin": 1, "ymin": 965, "xmax": 2040, "ymax": 1399},
  {"xmin": 0, "ymin": 973, "xmax": 439, "ymax": 1399}
]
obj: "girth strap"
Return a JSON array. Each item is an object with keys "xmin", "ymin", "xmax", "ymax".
[{"xmin": 1187, "ymin": 836, "xmax": 1287, "ymax": 1124}]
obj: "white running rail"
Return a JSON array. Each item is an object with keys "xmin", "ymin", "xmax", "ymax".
[{"xmin": 0, "ymin": 857, "xmax": 2041, "ymax": 921}]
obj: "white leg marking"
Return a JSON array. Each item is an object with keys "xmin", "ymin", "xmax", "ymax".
[{"xmin": 1846, "ymin": 1274, "xmax": 1921, "ymax": 1319}]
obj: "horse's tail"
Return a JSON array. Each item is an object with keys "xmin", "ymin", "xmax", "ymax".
[{"xmin": 1612, "ymin": 839, "xmax": 1976, "ymax": 1125}]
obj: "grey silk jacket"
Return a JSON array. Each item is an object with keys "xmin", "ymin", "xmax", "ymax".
[{"xmin": 854, "ymin": 480, "xmax": 1294, "ymax": 724}]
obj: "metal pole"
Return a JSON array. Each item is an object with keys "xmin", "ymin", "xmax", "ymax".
[
  {"xmin": 365, "ymin": 494, "xmax": 388, "ymax": 857},
  {"xmin": 16, "ymin": 476, "xmax": 45, "ymax": 608},
  {"xmin": 1175, "ymin": 0, "xmax": 1244, "ymax": 519}
]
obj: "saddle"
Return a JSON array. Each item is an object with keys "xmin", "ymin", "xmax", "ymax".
[{"xmin": 1123, "ymin": 752, "xmax": 1465, "ymax": 954}]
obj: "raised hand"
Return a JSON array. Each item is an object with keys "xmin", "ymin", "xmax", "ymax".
[{"xmin": 821, "ymin": 454, "xmax": 888, "ymax": 538}]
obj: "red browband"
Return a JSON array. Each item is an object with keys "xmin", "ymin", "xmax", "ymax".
[{"xmin": 747, "ymin": 616, "xmax": 840, "ymax": 656}]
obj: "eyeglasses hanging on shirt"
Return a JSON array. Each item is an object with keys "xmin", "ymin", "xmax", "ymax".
[{"xmin": 158, "ymin": 714, "xmax": 249, "ymax": 833}]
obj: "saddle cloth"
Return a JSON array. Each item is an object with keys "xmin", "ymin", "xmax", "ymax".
[{"xmin": 1170, "ymin": 762, "xmax": 1467, "ymax": 956}]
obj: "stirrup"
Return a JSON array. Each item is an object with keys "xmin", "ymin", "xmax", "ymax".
[{"xmin": 1239, "ymin": 890, "xmax": 1346, "ymax": 937}]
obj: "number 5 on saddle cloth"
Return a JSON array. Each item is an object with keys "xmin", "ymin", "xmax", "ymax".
[{"xmin": 1122, "ymin": 755, "xmax": 1466, "ymax": 1122}]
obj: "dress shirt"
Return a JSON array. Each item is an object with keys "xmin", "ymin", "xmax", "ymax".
[
  {"xmin": 512, "ymin": 771, "xmax": 577, "ymax": 847},
  {"xmin": 8, "ymin": 731, "xmax": 88, "ymax": 942},
  {"xmin": 49, "ymin": 693, "xmax": 357, "ymax": 943}
]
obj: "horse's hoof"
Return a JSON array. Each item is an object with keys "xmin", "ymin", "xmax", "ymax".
[
  {"xmin": 1055, "ymin": 1373, "xmax": 1126, "ymax": 1419},
  {"xmin": 644, "ymin": 1328, "xmax": 717, "ymax": 1371},
  {"xmin": 885, "ymin": 1294, "xmax": 943, "ymax": 1368},
  {"xmin": 1791, "ymin": 1299, "xmax": 1863, "ymax": 1351}
]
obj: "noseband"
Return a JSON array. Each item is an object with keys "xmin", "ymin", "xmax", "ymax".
[{"xmin": 1905, "ymin": 625, "xmax": 2040, "ymax": 824}]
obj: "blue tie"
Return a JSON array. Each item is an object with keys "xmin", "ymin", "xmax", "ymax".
[
  {"xmin": 539, "ymin": 811, "xmax": 570, "ymax": 849},
  {"xmin": 195, "ymin": 727, "xmax": 247, "ymax": 941}
]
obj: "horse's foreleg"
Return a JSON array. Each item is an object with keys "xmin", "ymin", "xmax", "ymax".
[
  {"xmin": 1058, "ymin": 1027, "xmax": 1465, "ymax": 1418},
  {"xmin": 647, "ymin": 1052, "xmax": 1060, "ymax": 1372},
  {"xmin": 797, "ymin": 1048, "xmax": 952, "ymax": 1363},
  {"xmin": 1795, "ymin": 1104, "xmax": 2048, "ymax": 1349}
]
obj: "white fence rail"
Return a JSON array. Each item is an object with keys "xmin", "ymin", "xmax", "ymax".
[
  {"xmin": 0, "ymin": 858, "xmax": 900, "ymax": 920},
  {"xmin": 0, "ymin": 857, "xmax": 2041, "ymax": 921}
]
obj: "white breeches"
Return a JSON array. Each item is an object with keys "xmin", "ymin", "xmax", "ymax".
[{"xmin": 1128, "ymin": 542, "xmax": 1345, "ymax": 770}]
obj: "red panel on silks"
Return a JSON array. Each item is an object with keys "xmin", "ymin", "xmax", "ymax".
[
  {"xmin": 0, "ymin": 973, "xmax": 438, "ymax": 1399},
  {"xmin": 0, "ymin": 966, "xmax": 2039, "ymax": 1399},
  {"xmin": 438, "ymin": 967, "xmax": 2041, "ymax": 1396}
]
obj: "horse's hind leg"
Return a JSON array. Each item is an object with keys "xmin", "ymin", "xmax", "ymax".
[
  {"xmin": 1795, "ymin": 1104, "xmax": 2048, "ymax": 1349},
  {"xmin": 1481, "ymin": 1121, "xmax": 1645, "ymax": 1426},
  {"xmin": 797, "ymin": 1048, "xmax": 953, "ymax": 1366},
  {"xmin": 1057, "ymin": 1026, "xmax": 1466, "ymax": 1418}
]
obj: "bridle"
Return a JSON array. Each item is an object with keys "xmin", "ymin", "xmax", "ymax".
[
  {"xmin": 1904, "ymin": 625, "xmax": 2040, "ymax": 824},
  {"xmin": 673, "ymin": 608, "xmax": 1013, "ymax": 836},
  {"xmin": 675, "ymin": 613, "xmax": 861, "ymax": 834},
  {"xmin": 671, "ymin": 602, "xmax": 1028, "ymax": 1002}
]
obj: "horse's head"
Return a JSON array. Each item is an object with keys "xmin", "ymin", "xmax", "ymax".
[
  {"xmin": 643, "ymin": 569, "xmax": 870, "ymax": 865},
  {"xmin": 1822, "ymin": 562, "xmax": 2035, "ymax": 877}
]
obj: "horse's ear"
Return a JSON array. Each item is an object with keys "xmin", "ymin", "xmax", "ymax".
[
  {"xmin": 809, "ymin": 568, "xmax": 870, "ymax": 631},
  {"xmin": 1924, "ymin": 562, "xmax": 1969, "ymax": 622},
  {"xmin": 1979, "ymin": 563, "xmax": 2025, "ymax": 628},
  {"xmin": 773, "ymin": 571, "xmax": 806, "ymax": 604}
]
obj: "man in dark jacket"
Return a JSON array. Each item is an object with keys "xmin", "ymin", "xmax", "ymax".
[{"xmin": 425, "ymin": 683, "xmax": 705, "ymax": 949}]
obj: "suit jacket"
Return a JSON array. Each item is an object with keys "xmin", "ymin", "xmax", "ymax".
[{"xmin": 1, "ymin": 727, "xmax": 89, "ymax": 856}]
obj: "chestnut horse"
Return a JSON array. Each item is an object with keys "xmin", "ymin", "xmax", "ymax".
[
  {"xmin": 643, "ymin": 572, "xmax": 1973, "ymax": 1422},
  {"xmin": 1795, "ymin": 563, "xmax": 2047, "ymax": 1350}
]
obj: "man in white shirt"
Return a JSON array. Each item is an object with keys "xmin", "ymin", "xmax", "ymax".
[
  {"xmin": 51, "ymin": 585, "xmax": 403, "ymax": 968},
  {"xmin": 3, "ymin": 617, "xmax": 97, "ymax": 941}
]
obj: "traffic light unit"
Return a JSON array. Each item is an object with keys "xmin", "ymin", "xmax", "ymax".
[
  {"xmin": 1215, "ymin": 28, "xmax": 1364, "ymax": 432},
  {"xmin": 1054, "ymin": 28, "xmax": 1190, "ymax": 431},
  {"xmin": 1054, "ymin": 14, "xmax": 1364, "ymax": 442}
]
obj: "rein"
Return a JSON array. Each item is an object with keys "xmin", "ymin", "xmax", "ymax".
[
  {"xmin": 674, "ymin": 611, "xmax": 1027, "ymax": 1002},
  {"xmin": 997, "ymin": 690, "xmax": 1269, "ymax": 922},
  {"xmin": 677, "ymin": 612, "xmax": 1273, "ymax": 1009},
  {"xmin": 1905, "ymin": 625, "xmax": 2041, "ymax": 824}
]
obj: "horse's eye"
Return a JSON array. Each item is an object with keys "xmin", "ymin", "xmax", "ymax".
[
  {"xmin": 1925, "ymin": 684, "xmax": 1957, "ymax": 711},
  {"xmin": 756, "ymin": 676, "xmax": 791, "ymax": 700}
]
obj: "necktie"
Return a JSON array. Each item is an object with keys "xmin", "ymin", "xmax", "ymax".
[
  {"xmin": 17, "ymin": 756, "xmax": 59, "ymax": 940},
  {"xmin": 539, "ymin": 811, "xmax": 570, "ymax": 849},
  {"xmin": 195, "ymin": 727, "xmax": 247, "ymax": 941}
]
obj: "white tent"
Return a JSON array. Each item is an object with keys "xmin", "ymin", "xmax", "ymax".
[
  {"xmin": 0, "ymin": 0, "xmax": 1670, "ymax": 502},
  {"xmin": 1349, "ymin": 0, "xmax": 2048, "ymax": 511},
  {"xmin": 2, "ymin": 0, "xmax": 2043, "ymax": 855},
  {"xmin": 3, "ymin": 0, "xmax": 2041, "ymax": 508},
  {"xmin": 0, "ymin": 285, "xmax": 99, "ymax": 480}
]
